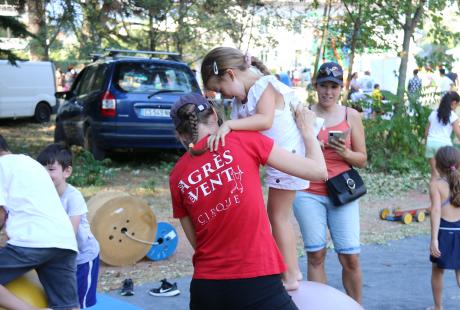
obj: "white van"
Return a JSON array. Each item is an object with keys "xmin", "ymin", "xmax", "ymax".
[{"xmin": 0, "ymin": 60, "xmax": 56, "ymax": 122}]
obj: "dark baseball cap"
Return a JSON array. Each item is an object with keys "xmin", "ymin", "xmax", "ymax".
[
  {"xmin": 316, "ymin": 62, "xmax": 343, "ymax": 85},
  {"xmin": 170, "ymin": 93, "xmax": 212, "ymax": 127}
]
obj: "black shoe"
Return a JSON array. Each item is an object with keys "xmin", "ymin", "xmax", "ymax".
[
  {"xmin": 149, "ymin": 279, "xmax": 180, "ymax": 297},
  {"xmin": 121, "ymin": 278, "xmax": 134, "ymax": 296}
]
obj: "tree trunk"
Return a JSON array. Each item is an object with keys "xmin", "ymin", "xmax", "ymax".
[
  {"xmin": 313, "ymin": 0, "xmax": 331, "ymax": 81},
  {"xmin": 148, "ymin": 11, "xmax": 156, "ymax": 51},
  {"xmin": 27, "ymin": 0, "xmax": 47, "ymax": 60},
  {"xmin": 395, "ymin": 1, "xmax": 425, "ymax": 113},
  {"xmin": 175, "ymin": 0, "xmax": 186, "ymax": 57},
  {"xmin": 345, "ymin": 10, "xmax": 361, "ymax": 92},
  {"xmin": 395, "ymin": 23, "xmax": 411, "ymax": 113}
]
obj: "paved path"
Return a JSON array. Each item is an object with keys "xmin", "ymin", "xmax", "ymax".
[{"xmin": 105, "ymin": 235, "xmax": 460, "ymax": 309}]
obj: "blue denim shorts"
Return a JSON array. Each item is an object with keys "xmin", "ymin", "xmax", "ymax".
[
  {"xmin": 0, "ymin": 244, "xmax": 79, "ymax": 310},
  {"xmin": 293, "ymin": 191, "xmax": 361, "ymax": 254}
]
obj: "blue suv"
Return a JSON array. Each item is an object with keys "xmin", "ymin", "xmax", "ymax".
[{"xmin": 54, "ymin": 49, "xmax": 201, "ymax": 159}]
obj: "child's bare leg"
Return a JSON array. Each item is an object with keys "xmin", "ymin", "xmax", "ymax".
[
  {"xmin": 456, "ymin": 269, "xmax": 460, "ymax": 287},
  {"xmin": 0, "ymin": 284, "xmax": 51, "ymax": 310},
  {"xmin": 431, "ymin": 264, "xmax": 444, "ymax": 310},
  {"xmin": 267, "ymin": 188, "xmax": 299, "ymax": 291}
]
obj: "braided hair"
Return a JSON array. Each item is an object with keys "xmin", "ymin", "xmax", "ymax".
[
  {"xmin": 435, "ymin": 146, "xmax": 460, "ymax": 207},
  {"xmin": 201, "ymin": 47, "xmax": 269, "ymax": 87},
  {"xmin": 174, "ymin": 103, "xmax": 216, "ymax": 156}
]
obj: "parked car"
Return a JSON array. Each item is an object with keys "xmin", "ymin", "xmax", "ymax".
[
  {"xmin": 0, "ymin": 60, "xmax": 56, "ymax": 122},
  {"xmin": 54, "ymin": 49, "xmax": 201, "ymax": 159}
]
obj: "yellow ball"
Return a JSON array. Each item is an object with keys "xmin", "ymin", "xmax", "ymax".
[{"xmin": 1, "ymin": 273, "xmax": 48, "ymax": 309}]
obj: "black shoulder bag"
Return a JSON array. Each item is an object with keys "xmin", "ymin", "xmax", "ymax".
[{"xmin": 326, "ymin": 168, "xmax": 366, "ymax": 206}]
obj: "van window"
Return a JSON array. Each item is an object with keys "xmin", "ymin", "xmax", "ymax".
[{"xmin": 114, "ymin": 62, "xmax": 199, "ymax": 94}]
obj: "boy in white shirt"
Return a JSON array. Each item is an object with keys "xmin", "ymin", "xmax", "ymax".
[
  {"xmin": 37, "ymin": 144, "xmax": 100, "ymax": 309},
  {"xmin": 0, "ymin": 135, "xmax": 79, "ymax": 310}
]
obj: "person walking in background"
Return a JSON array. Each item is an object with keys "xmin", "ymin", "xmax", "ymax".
[
  {"xmin": 358, "ymin": 71, "xmax": 374, "ymax": 96},
  {"xmin": 301, "ymin": 68, "xmax": 312, "ymax": 90},
  {"xmin": 293, "ymin": 62, "xmax": 367, "ymax": 304},
  {"xmin": 446, "ymin": 66, "xmax": 458, "ymax": 91},
  {"xmin": 408, "ymin": 69, "xmax": 423, "ymax": 96},
  {"xmin": 425, "ymin": 91, "xmax": 460, "ymax": 181},
  {"xmin": 64, "ymin": 65, "xmax": 78, "ymax": 91},
  {"xmin": 437, "ymin": 68, "xmax": 454, "ymax": 95},
  {"xmin": 371, "ymin": 84, "xmax": 384, "ymax": 118},
  {"xmin": 428, "ymin": 146, "xmax": 460, "ymax": 310},
  {"xmin": 348, "ymin": 72, "xmax": 360, "ymax": 98},
  {"xmin": 37, "ymin": 144, "xmax": 100, "ymax": 309},
  {"xmin": 169, "ymin": 94, "xmax": 326, "ymax": 309},
  {"xmin": 201, "ymin": 47, "xmax": 318, "ymax": 290},
  {"xmin": 55, "ymin": 67, "xmax": 65, "ymax": 92}
]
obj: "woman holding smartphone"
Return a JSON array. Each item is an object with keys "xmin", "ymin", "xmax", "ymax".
[{"xmin": 293, "ymin": 62, "xmax": 367, "ymax": 304}]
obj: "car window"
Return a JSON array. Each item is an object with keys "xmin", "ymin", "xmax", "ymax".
[
  {"xmin": 114, "ymin": 62, "xmax": 198, "ymax": 94},
  {"xmin": 91, "ymin": 64, "xmax": 108, "ymax": 92},
  {"xmin": 77, "ymin": 66, "xmax": 98, "ymax": 97},
  {"xmin": 71, "ymin": 68, "xmax": 87, "ymax": 95}
]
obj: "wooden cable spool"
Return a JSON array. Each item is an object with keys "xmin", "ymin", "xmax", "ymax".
[
  {"xmin": 88, "ymin": 191, "xmax": 157, "ymax": 266},
  {"xmin": 86, "ymin": 191, "xmax": 129, "ymax": 224}
]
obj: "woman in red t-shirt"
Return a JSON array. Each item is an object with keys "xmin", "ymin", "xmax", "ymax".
[{"xmin": 169, "ymin": 93, "xmax": 326, "ymax": 309}]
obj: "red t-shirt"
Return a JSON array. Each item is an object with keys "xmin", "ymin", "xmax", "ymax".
[{"xmin": 170, "ymin": 131, "xmax": 286, "ymax": 279}]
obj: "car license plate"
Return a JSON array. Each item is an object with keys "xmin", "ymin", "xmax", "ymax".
[{"xmin": 140, "ymin": 108, "xmax": 170, "ymax": 117}]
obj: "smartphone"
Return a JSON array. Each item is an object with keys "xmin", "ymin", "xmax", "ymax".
[{"xmin": 328, "ymin": 130, "xmax": 345, "ymax": 144}]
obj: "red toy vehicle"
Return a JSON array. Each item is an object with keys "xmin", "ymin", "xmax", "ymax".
[{"xmin": 379, "ymin": 207, "xmax": 429, "ymax": 225}]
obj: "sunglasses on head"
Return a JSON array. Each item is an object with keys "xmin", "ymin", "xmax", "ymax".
[{"xmin": 319, "ymin": 66, "xmax": 342, "ymax": 77}]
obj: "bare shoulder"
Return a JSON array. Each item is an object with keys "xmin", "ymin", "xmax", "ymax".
[
  {"xmin": 346, "ymin": 106, "xmax": 363, "ymax": 122},
  {"xmin": 429, "ymin": 178, "xmax": 444, "ymax": 194}
]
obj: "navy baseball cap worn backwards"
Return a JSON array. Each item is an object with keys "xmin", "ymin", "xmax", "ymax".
[
  {"xmin": 170, "ymin": 93, "xmax": 212, "ymax": 127},
  {"xmin": 316, "ymin": 62, "xmax": 343, "ymax": 85}
]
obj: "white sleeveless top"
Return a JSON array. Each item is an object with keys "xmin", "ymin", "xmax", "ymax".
[{"xmin": 231, "ymin": 75, "xmax": 309, "ymax": 190}]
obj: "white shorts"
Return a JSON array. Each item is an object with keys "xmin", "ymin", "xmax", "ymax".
[{"xmin": 265, "ymin": 166, "xmax": 309, "ymax": 190}]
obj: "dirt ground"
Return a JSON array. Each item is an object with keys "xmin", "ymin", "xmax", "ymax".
[{"xmin": 0, "ymin": 118, "xmax": 431, "ymax": 293}]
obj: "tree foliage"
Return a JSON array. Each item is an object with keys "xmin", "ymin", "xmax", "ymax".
[{"xmin": 0, "ymin": 0, "xmax": 30, "ymax": 64}]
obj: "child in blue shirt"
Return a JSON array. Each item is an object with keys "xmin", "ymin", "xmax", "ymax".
[{"xmin": 38, "ymin": 144, "xmax": 100, "ymax": 309}]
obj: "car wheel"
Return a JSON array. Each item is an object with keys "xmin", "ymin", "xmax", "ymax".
[
  {"xmin": 84, "ymin": 126, "xmax": 106, "ymax": 160},
  {"xmin": 34, "ymin": 102, "xmax": 51, "ymax": 123},
  {"xmin": 54, "ymin": 120, "xmax": 67, "ymax": 143}
]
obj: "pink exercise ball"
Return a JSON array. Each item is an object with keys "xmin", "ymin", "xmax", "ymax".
[{"xmin": 289, "ymin": 281, "xmax": 363, "ymax": 310}]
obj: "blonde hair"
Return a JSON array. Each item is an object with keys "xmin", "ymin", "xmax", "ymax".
[
  {"xmin": 201, "ymin": 47, "xmax": 270, "ymax": 87},
  {"xmin": 436, "ymin": 146, "xmax": 460, "ymax": 207}
]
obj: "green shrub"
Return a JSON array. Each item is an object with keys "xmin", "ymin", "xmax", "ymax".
[
  {"xmin": 68, "ymin": 148, "xmax": 113, "ymax": 186},
  {"xmin": 364, "ymin": 92, "xmax": 433, "ymax": 174}
]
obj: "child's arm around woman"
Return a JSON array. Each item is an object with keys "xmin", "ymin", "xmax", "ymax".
[{"xmin": 209, "ymin": 82, "xmax": 277, "ymax": 150}]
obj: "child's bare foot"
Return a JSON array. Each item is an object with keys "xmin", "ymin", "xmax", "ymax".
[
  {"xmin": 283, "ymin": 279, "xmax": 300, "ymax": 291},
  {"xmin": 297, "ymin": 271, "xmax": 303, "ymax": 281}
]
